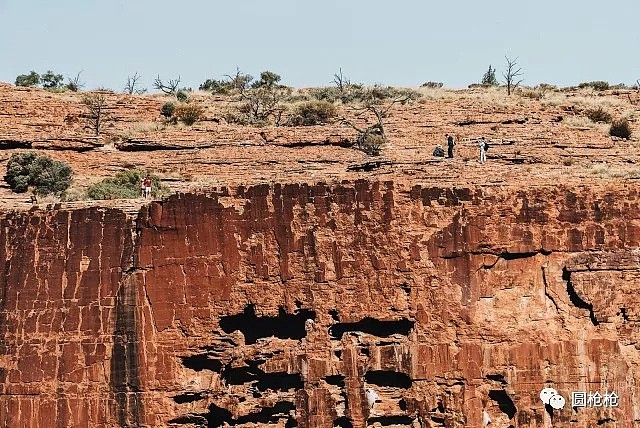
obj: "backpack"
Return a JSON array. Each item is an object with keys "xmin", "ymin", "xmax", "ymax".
[{"xmin": 484, "ymin": 141, "xmax": 490, "ymax": 151}]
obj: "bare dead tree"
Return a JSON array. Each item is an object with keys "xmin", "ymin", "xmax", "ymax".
[
  {"xmin": 66, "ymin": 71, "xmax": 84, "ymax": 92},
  {"xmin": 153, "ymin": 75, "xmax": 181, "ymax": 95},
  {"xmin": 341, "ymin": 96, "xmax": 410, "ymax": 155},
  {"xmin": 332, "ymin": 68, "xmax": 351, "ymax": 93},
  {"xmin": 125, "ymin": 72, "xmax": 146, "ymax": 95},
  {"xmin": 82, "ymin": 92, "xmax": 108, "ymax": 136},
  {"xmin": 503, "ymin": 56, "xmax": 524, "ymax": 96}
]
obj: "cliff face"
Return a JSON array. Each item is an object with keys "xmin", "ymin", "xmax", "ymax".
[{"xmin": 1, "ymin": 181, "xmax": 640, "ymax": 427}]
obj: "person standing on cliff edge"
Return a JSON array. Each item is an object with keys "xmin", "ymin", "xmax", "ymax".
[
  {"xmin": 141, "ymin": 175, "xmax": 152, "ymax": 199},
  {"xmin": 446, "ymin": 134, "xmax": 455, "ymax": 158}
]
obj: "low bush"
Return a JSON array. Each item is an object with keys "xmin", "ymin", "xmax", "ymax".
[
  {"xmin": 174, "ymin": 104, "xmax": 205, "ymax": 125},
  {"xmin": 310, "ymin": 84, "xmax": 420, "ymax": 104},
  {"xmin": 358, "ymin": 133, "xmax": 385, "ymax": 156},
  {"xmin": 578, "ymin": 81, "xmax": 610, "ymax": 91},
  {"xmin": 87, "ymin": 170, "xmax": 167, "ymax": 200},
  {"xmin": 176, "ymin": 90, "xmax": 189, "ymax": 102},
  {"xmin": 5, "ymin": 152, "xmax": 72, "ymax": 195},
  {"xmin": 15, "ymin": 71, "xmax": 40, "ymax": 87},
  {"xmin": 289, "ymin": 100, "xmax": 337, "ymax": 126},
  {"xmin": 422, "ymin": 81, "xmax": 443, "ymax": 88},
  {"xmin": 584, "ymin": 107, "xmax": 612, "ymax": 123},
  {"xmin": 609, "ymin": 118, "xmax": 631, "ymax": 139},
  {"xmin": 161, "ymin": 102, "xmax": 176, "ymax": 118},
  {"xmin": 518, "ymin": 89, "xmax": 544, "ymax": 100}
]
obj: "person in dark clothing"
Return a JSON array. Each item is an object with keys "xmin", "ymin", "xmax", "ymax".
[{"xmin": 446, "ymin": 134, "xmax": 455, "ymax": 158}]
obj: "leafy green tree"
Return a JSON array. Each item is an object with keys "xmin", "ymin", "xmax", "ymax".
[
  {"xmin": 41, "ymin": 70, "xmax": 64, "ymax": 89},
  {"xmin": 252, "ymin": 71, "xmax": 281, "ymax": 89},
  {"xmin": 481, "ymin": 65, "xmax": 498, "ymax": 86},
  {"xmin": 15, "ymin": 71, "xmax": 41, "ymax": 87},
  {"xmin": 5, "ymin": 152, "xmax": 72, "ymax": 195}
]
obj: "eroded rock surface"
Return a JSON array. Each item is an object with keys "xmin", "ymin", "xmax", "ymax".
[{"xmin": 1, "ymin": 181, "xmax": 640, "ymax": 427}]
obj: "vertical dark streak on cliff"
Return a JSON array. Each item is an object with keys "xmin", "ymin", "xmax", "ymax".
[
  {"xmin": 562, "ymin": 267, "xmax": 599, "ymax": 326},
  {"xmin": 111, "ymin": 213, "xmax": 143, "ymax": 427}
]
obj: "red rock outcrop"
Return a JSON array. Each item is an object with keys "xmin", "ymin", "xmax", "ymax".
[{"xmin": 1, "ymin": 181, "xmax": 640, "ymax": 427}]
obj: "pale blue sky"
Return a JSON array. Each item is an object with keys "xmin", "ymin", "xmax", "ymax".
[{"xmin": 1, "ymin": 0, "xmax": 638, "ymax": 91}]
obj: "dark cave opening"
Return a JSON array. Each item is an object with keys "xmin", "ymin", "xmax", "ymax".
[
  {"xmin": 325, "ymin": 374, "xmax": 346, "ymax": 388},
  {"xmin": 203, "ymin": 401, "xmax": 296, "ymax": 427},
  {"xmin": 488, "ymin": 390, "xmax": 517, "ymax": 419},
  {"xmin": 180, "ymin": 354, "xmax": 223, "ymax": 372},
  {"xmin": 329, "ymin": 317, "xmax": 414, "ymax": 339},
  {"xmin": 219, "ymin": 305, "xmax": 316, "ymax": 344},
  {"xmin": 486, "ymin": 374, "xmax": 507, "ymax": 385},
  {"xmin": 172, "ymin": 392, "xmax": 204, "ymax": 404},
  {"xmin": 364, "ymin": 370, "xmax": 412, "ymax": 389},
  {"xmin": 334, "ymin": 416, "xmax": 354, "ymax": 428},
  {"xmin": 222, "ymin": 361, "xmax": 303, "ymax": 391}
]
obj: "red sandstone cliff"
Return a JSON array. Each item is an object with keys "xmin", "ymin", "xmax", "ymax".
[{"xmin": 1, "ymin": 181, "xmax": 639, "ymax": 427}]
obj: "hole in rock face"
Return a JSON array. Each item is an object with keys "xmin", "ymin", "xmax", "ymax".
[
  {"xmin": 220, "ymin": 305, "xmax": 316, "ymax": 344},
  {"xmin": 365, "ymin": 371, "xmax": 412, "ymax": 389},
  {"xmin": 172, "ymin": 392, "xmax": 204, "ymax": 404},
  {"xmin": 180, "ymin": 355, "xmax": 223, "ymax": 372},
  {"xmin": 329, "ymin": 317, "xmax": 414, "ymax": 339},
  {"xmin": 329, "ymin": 309, "xmax": 340, "ymax": 321},
  {"xmin": 168, "ymin": 414, "xmax": 208, "ymax": 425},
  {"xmin": 204, "ymin": 401, "xmax": 295, "ymax": 427},
  {"xmin": 489, "ymin": 390, "xmax": 517, "ymax": 419},
  {"xmin": 486, "ymin": 374, "xmax": 507, "ymax": 385},
  {"xmin": 221, "ymin": 361, "xmax": 303, "ymax": 391},
  {"xmin": 399, "ymin": 399, "xmax": 407, "ymax": 411},
  {"xmin": 368, "ymin": 415, "xmax": 414, "ymax": 426},
  {"xmin": 334, "ymin": 416, "xmax": 354, "ymax": 428},
  {"xmin": 400, "ymin": 283, "xmax": 411, "ymax": 295},
  {"xmin": 325, "ymin": 375, "xmax": 346, "ymax": 388}
]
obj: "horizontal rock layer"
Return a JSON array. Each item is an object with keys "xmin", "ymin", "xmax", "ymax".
[{"xmin": 1, "ymin": 181, "xmax": 640, "ymax": 427}]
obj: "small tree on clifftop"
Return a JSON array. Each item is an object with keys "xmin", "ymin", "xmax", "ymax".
[{"xmin": 482, "ymin": 65, "xmax": 498, "ymax": 86}]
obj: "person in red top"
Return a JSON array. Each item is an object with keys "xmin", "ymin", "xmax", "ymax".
[{"xmin": 142, "ymin": 175, "xmax": 152, "ymax": 199}]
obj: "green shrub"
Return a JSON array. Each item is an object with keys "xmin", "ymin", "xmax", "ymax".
[
  {"xmin": 610, "ymin": 118, "xmax": 631, "ymax": 139},
  {"xmin": 174, "ymin": 104, "xmax": 205, "ymax": 125},
  {"xmin": 176, "ymin": 90, "xmax": 189, "ymax": 102},
  {"xmin": 578, "ymin": 81, "xmax": 610, "ymax": 91},
  {"xmin": 87, "ymin": 170, "xmax": 167, "ymax": 200},
  {"xmin": 252, "ymin": 71, "xmax": 281, "ymax": 89},
  {"xmin": 41, "ymin": 70, "xmax": 64, "ymax": 89},
  {"xmin": 161, "ymin": 102, "xmax": 176, "ymax": 118},
  {"xmin": 5, "ymin": 152, "xmax": 72, "ymax": 195},
  {"xmin": 584, "ymin": 107, "xmax": 612, "ymax": 123},
  {"xmin": 289, "ymin": 100, "xmax": 337, "ymax": 126},
  {"xmin": 199, "ymin": 79, "xmax": 228, "ymax": 94},
  {"xmin": 421, "ymin": 81, "xmax": 443, "ymax": 88},
  {"xmin": 15, "ymin": 71, "xmax": 40, "ymax": 87}
]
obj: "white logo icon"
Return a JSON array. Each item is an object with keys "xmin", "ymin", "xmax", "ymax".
[
  {"xmin": 549, "ymin": 394, "xmax": 566, "ymax": 410},
  {"xmin": 539, "ymin": 387, "xmax": 558, "ymax": 405}
]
